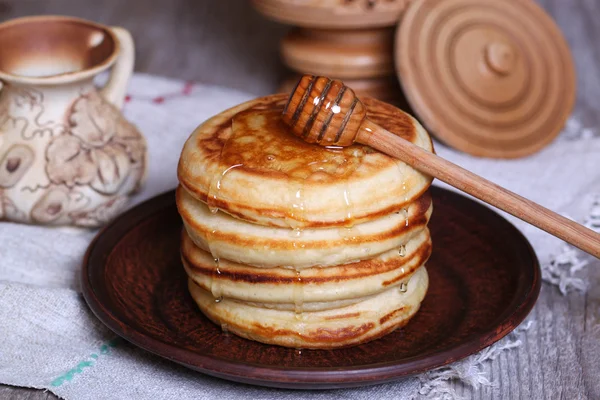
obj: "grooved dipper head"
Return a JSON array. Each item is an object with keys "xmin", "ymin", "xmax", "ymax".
[{"xmin": 281, "ymin": 75, "xmax": 367, "ymax": 147}]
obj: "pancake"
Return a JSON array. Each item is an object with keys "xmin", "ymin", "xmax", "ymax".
[
  {"xmin": 187, "ymin": 266, "xmax": 429, "ymax": 349},
  {"xmin": 176, "ymin": 89, "xmax": 435, "ymax": 349},
  {"xmin": 177, "ymin": 184, "xmax": 432, "ymax": 268},
  {"xmin": 177, "ymin": 94, "xmax": 433, "ymax": 228},
  {"xmin": 181, "ymin": 226, "xmax": 432, "ymax": 305}
]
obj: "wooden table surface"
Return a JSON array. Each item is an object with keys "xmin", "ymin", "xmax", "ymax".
[{"xmin": 1, "ymin": 0, "xmax": 599, "ymax": 399}]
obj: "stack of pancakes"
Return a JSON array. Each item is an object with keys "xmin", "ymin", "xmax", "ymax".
[{"xmin": 176, "ymin": 94, "xmax": 434, "ymax": 349}]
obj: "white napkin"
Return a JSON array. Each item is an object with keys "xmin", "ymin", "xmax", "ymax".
[{"xmin": 0, "ymin": 73, "xmax": 598, "ymax": 400}]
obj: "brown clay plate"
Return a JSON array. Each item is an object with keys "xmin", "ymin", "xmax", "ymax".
[{"xmin": 81, "ymin": 186, "xmax": 540, "ymax": 389}]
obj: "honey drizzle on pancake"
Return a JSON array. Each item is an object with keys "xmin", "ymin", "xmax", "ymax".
[
  {"xmin": 288, "ymin": 181, "xmax": 306, "ymax": 322},
  {"xmin": 210, "ymin": 106, "xmax": 373, "ymax": 320},
  {"xmin": 338, "ymin": 225, "xmax": 359, "ymax": 248},
  {"xmin": 222, "ymin": 107, "xmax": 366, "ymax": 223},
  {"xmin": 211, "ymin": 256, "xmax": 224, "ymax": 303},
  {"xmin": 342, "ymin": 183, "xmax": 353, "ymax": 222},
  {"xmin": 294, "ymin": 269, "xmax": 304, "ymax": 321},
  {"xmin": 398, "ymin": 245, "xmax": 406, "ymax": 257},
  {"xmin": 207, "ymin": 164, "xmax": 243, "ymax": 214},
  {"xmin": 224, "ymin": 108, "xmax": 365, "ymax": 181},
  {"xmin": 205, "ymin": 116, "xmax": 249, "ymax": 302},
  {"xmin": 204, "ymin": 226, "xmax": 224, "ymax": 303},
  {"xmin": 402, "ymin": 178, "xmax": 410, "ymax": 228},
  {"xmin": 287, "ymin": 182, "xmax": 306, "ymax": 230},
  {"xmin": 400, "ymin": 282, "xmax": 408, "ymax": 293},
  {"xmin": 226, "ymin": 108, "xmax": 368, "ymax": 321},
  {"xmin": 338, "ymin": 180, "xmax": 359, "ymax": 249},
  {"xmin": 397, "ymin": 164, "xmax": 411, "ymax": 226}
]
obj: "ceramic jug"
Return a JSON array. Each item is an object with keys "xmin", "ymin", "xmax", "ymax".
[{"xmin": 0, "ymin": 15, "xmax": 147, "ymax": 227}]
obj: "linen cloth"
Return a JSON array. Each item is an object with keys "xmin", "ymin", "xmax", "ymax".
[{"xmin": 0, "ymin": 73, "xmax": 598, "ymax": 400}]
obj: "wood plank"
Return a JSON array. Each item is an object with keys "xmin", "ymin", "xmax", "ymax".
[{"xmin": 0, "ymin": 386, "xmax": 54, "ymax": 400}]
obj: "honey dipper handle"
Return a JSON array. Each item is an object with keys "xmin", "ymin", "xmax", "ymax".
[{"xmin": 358, "ymin": 120, "xmax": 600, "ymax": 259}]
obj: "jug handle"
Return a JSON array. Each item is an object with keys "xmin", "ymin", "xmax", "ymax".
[{"xmin": 100, "ymin": 26, "xmax": 134, "ymax": 109}]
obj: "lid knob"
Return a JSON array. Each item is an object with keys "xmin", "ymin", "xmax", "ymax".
[{"xmin": 484, "ymin": 41, "xmax": 516, "ymax": 76}]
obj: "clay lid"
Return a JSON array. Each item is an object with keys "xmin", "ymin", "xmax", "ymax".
[{"xmin": 396, "ymin": 0, "xmax": 576, "ymax": 158}]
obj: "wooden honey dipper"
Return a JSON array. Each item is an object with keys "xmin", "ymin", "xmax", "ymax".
[{"xmin": 282, "ymin": 75, "xmax": 600, "ymax": 259}]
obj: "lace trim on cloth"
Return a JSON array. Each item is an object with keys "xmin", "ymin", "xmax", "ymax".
[
  {"xmin": 542, "ymin": 193, "xmax": 600, "ymax": 294},
  {"xmin": 544, "ymin": 116, "xmax": 600, "ymax": 294}
]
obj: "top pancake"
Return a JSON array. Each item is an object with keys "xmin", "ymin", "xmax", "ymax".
[{"xmin": 178, "ymin": 94, "xmax": 433, "ymax": 228}]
